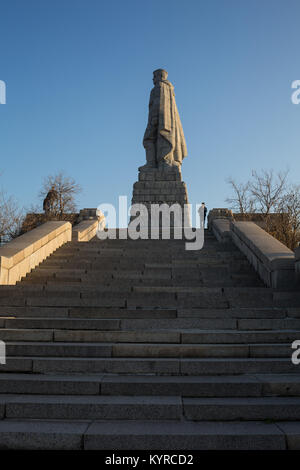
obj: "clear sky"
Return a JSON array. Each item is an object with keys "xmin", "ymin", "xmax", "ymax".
[{"xmin": 0, "ymin": 0, "xmax": 300, "ymax": 226}]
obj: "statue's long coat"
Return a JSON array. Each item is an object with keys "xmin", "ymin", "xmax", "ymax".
[{"xmin": 143, "ymin": 80, "xmax": 187, "ymax": 164}]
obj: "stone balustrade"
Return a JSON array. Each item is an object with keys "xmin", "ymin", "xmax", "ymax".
[
  {"xmin": 0, "ymin": 221, "xmax": 71, "ymax": 285},
  {"xmin": 211, "ymin": 218, "xmax": 231, "ymax": 242},
  {"xmin": 230, "ymin": 221, "xmax": 295, "ymax": 289},
  {"xmin": 72, "ymin": 219, "xmax": 99, "ymax": 242},
  {"xmin": 209, "ymin": 209, "xmax": 297, "ymax": 289}
]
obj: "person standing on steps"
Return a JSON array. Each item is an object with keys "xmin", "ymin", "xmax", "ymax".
[{"xmin": 198, "ymin": 202, "xmax": 207, "ymax": 228}]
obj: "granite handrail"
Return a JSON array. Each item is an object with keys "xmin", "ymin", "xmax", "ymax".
[{"xmin": 0, "ymin": 221, "xmax": 71, "ymax": 285}]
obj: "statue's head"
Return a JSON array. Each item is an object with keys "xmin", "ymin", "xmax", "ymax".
[{"xmin": 153, "ymin": 69, "xmax": 168, "ymax": 84}]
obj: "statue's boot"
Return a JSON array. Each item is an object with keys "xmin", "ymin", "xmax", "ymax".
[
  {"xmin": 158, "ymin": 157, "xmax": 181, "ymax": 170},
  {"xmin": 138, "ymin": 162, "xmax": 156, "ymax": 171},
  {"xmin": 139, "ymin": 148, "xmax": 157, "ymax": 171}
]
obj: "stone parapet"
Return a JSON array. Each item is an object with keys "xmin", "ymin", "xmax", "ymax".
[
  {"xmin": 72, "ymin": 220, "xmax": 98, "ymax": 242},
  {"xmin": 207, "ymin": 208, "xmax": 234, "ymax": 230},
  {"xmin": 230, "ymin": 221, "xmax": 295, "ymax": 289},
  {"xmin": 77, "ymin": 208, "xmax": 97, "ymax": 223},
  {"xmin": 211, "ymin": 218, "xmax": 232, "ymax": 242},
  {"xmin": 0, "ymin": 221, "xmax": 71, "ymax": 285}
]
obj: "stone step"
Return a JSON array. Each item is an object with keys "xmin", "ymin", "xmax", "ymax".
[
  {"xmin": 1, "ymin": 357, "xmax": 297, "ymax": 374},
  {"xmin": 183, "ymin": 397, "xmax": 300, "ymax": 421},
  {"xmin": 101, "ymin": 374, "xmax": 300, "ymax": 397},
  {"xmin": 274, "ymin": 293, "xmax": 300, "ymax": 308},
  {"xmin": 0, "ymin": 329, "xmax": 54, "ymax": 341},
  {"xmin": 0, "ymin": 394, "xmax": 298, "ymax": 422},
  {"xmin": 5, "ymin": 342, "xmax": 113, "ymax": 357},
  {"xmin": 3, "ymin": 341, "xmax": 292, "ymax": 358},
  {"xmin": 0, "ymin": 419, "xmax": 287, "ymax": 450},
  {"xmin": 53, "ymin": 330, "xmax": 181, "ymax": 343},
  {"xmin": 0, "ymin": 420, "xmax": 88, "ymax": 450},
  {"xmin": 3, "ymin": 318, "xmax": 121, "ymax": 330},
  {"xmin": 1, "ymin": 395, "xmax": 182, "ymax": 420},
  {"xmin": 46, "ymin": 316, "xmax": 297, "ymax": 331},
  {"xmin": 2, "ymin": 317, "xmax": 238, "ymax": 330},
  {"xmin": 238, "ymin": 318, "xmax": 300, "ymax": 330},
  {"xmin": 1, "ymin": 285, "xmax": 270, "ymax": 296},
  {"xmin": 0, "ymin": 373, "xmax": 299, "ymax": 397},
  {"xmin": 0, "ymin": 328, "xmax": 298, "ymax": 344},
  {"xmin": 69, "ymin": 308, "xmax": 178, "ymax": 319},
  {"xmin": 0, "ymin": 307, "xmax": 177, "ymax": 319},
  {"xmin": 0, "ymin": 373, "xmax": 102, "ymax": 395},
  {"xmin": 177, "ymin": 308, "xmax": 287, "ymax": 319},
  {"xmin": 22, "ymin": 277, "xmax": 264, "ymax": 289},
  {"xmin": 83, "ymin": 420, "xmax": 287, "ymax": 450},
  {"xmin": 69, "ymin": 307, "xmax": 286, "ymax": 320},
  {"xmin": 179, "ymin": 358, "xmax": 298, "ymax": 375},
  {"xmin": 26, "ymin": 296, "xmax": 127, "ymax": 308},
  {"xmin": 127, "ymin": 293, "xmax": 228, "ymax": 309},
  {"xmin": 181, "ymin": 329, "xmax": 300, "ymax": 344}
]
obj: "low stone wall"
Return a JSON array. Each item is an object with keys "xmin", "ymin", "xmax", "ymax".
[
  {"xmin": 72, "ymin": 220, "xmax": 98, "ymax": 242},
  {"xmin": 207, "ymin": 208, "xmax": 234, "ymax": 230},
  {"xmin": 0, "ymin": 221, "xmax": 71, "ymax": 285},
  {"xmin": 230, "ymin": 221, "xmax": 295, "ymax": 289},
  {"xmin": 211, "ymin": 218, "xmax": 232, "ymax": 242}
]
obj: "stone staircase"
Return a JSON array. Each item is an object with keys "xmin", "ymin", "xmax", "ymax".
[{"xmin": 0, "ymin": 230, "xmax": 300, "ymax": 449}]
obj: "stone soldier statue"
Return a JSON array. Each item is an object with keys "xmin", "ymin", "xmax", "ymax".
[
  {"xmin": 141, "ymin": 69, "xmax": 187, "ymax": 170},
  {"xmin": 43, "ymin": 185, "xmax": 58, "ymax": 215}
]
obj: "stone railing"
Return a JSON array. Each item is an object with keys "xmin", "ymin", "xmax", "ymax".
[
  {"xmin": 207, "ymin": 208, "xmax": 234, "ymax": 230},
  {"xmin": 209, "ymin": 209, "xmax": 297, "ymax": 289},
  {"xmin": 230, "ymin": 221, "xmax": 295, "ymax": 289},
  {"xmin": 0, "ymin": 221, "xmax": 71, "ymax": 285},
  {"xmin": 72, "ymin": 219, "xmax": 98, "ymax": 242},
  {"xmin": 211, "ymin": 218, "xmax": 232, "ymax": 242}
]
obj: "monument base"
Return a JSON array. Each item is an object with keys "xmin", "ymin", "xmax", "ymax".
[{"xmin": 131, "ymin": 166, "xmax": 190, "ymax": 229}]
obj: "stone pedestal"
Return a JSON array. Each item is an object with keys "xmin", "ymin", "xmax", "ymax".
[{"xmin": 131, "ymin": 167, "xmax": 190, "ymax": 229}]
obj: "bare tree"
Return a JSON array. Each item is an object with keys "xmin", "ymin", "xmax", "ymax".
[
  {"xmin": 39, "ymin": 172, "xmax": 82, "ymax": 219},
  {"xmin": 225, "ymin": 177, "xmax": 255, "ymax": 214},
  {"xmin": 270, "ymin": 185, "xmax": 300, "ymax": 250},
  {"xmin": 225, "ymin": 169, "xmax": 300, "ymax": 249},
  {"xmin": 0, "ymin": 189, "xmax": 24, "ymax": 242},
  {"xmin": 249, "ymin": 169, "xmax": 288, "ymax": 216}
]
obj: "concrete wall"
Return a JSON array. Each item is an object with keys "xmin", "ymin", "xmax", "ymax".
[
  {"xmin": 0, "ymin": 221, "xmax": 71, "ymax": 285},
  {"xmin": 72, "ymin": 220, "xmax": 98, "ymax": 242}
]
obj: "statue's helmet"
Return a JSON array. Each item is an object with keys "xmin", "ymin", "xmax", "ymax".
[{"xmin": 153, "ymin": 69, "xmax": 168, "ymax": 81}]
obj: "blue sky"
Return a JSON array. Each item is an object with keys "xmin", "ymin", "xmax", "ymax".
[{"xmin": 0, "ymin": 0, "xmax": 300, "ymax": 226}]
